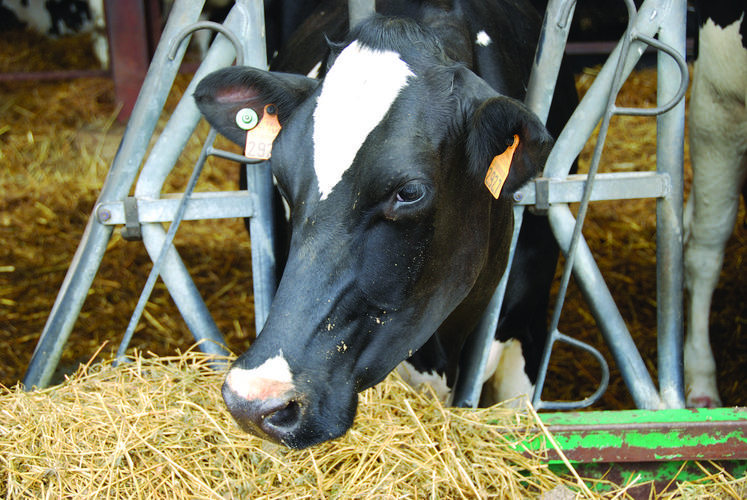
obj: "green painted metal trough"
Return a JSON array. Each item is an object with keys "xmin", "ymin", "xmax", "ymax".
[{"xmin": 522, "ymin": 407, "xmax": 747, "ymax": 496}]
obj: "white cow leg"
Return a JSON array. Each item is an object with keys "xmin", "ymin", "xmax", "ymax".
[
  {"xmin": 683, "ymin": 134, "xmax": 742, "ymax": 408},
  {"xmin": 683, "ymin": 242, "xmax": 725, "ymax": 407},
  {"xmin": 684, "ymin": 48, "xmax": 747, "ymax": 407}
]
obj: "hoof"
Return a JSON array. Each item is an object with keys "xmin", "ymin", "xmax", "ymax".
[{"xmin": 686, "ymin": 394, "xmax": 721, "ymax": 408}]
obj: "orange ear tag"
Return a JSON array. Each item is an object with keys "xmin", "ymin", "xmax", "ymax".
[
  {"xmin": 242, "ymin": 104, "xmax": 282, "ymax": 160},
  {"xmin": 485, "ymin": 134, "xmax": 519, "ymax": 199}
]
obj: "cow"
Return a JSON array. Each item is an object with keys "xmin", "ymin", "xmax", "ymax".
[
  {"xmin": 0, "ymin": 0, "xmax": 296, "ymax": 70},
  {"xmin": 684, "ymin": 1, "xmax": 747, "ymax": 408},
  {"xmin": 194, "ymin": 0, "xmax": 576, "ymax": 449},
  {"xmin": 1, "ymin": 0, "xmax": 108, "ymax": 68}
]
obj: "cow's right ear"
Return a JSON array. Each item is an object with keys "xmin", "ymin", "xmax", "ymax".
[
  {"xmin": 194, "ymin": 66, "xmax": 318, "ymax": 146},
  {"xmin": 465, "ymin": 96, "xmax": 554, "ymax": 200}
]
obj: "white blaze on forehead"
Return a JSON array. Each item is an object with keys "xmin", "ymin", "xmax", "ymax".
[
  {"xmin": 224, "ymin": 350, "xmax": 294, "ymax": 400},
  {"xmin": 313, "ymin": 41, "xmax": 415, "ymax": 200},
  {"xmin": 476, "ymin": 30, "xmax": 492, "ymax": 47}
]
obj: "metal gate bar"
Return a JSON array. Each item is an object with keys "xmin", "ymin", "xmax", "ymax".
[
  {"xmin": 130, "ymin": 1, "xmax": 271, "ymax": 354},
  {"xmin": 24, "ymin": 0, "xmax": 208, "ymax": 389},
  {"xmin": 654, "ymin": 0, "xmax": 686, "ymax": 410}
]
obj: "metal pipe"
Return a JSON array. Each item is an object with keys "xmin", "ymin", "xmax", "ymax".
[
  {"xmin": 244, "ymin": 162, "xmax": 278, "ymax": 333},
  {"xmin": 116, "ymin": 128, "xmax": 230, "ymax": 362},
  {"xmin": 655, "ymin": 0, "xmax": 687, "ymax": 409},
  {"xmin": 533, "ymin": 0, "xmax": 638, "ymax": 409},
  {"xmin": 525, "ymin": 0, "xmax": 576, "ymax": 125},
  {"xmin": 453, "ymin": 205, "xmax": 525, "ymax": 408},
  {"xmin": 531, "ymin": 0, "xmax": 685, "ymax": 410},
  {"xmin": 452, "ymin": 0, "xmax": 575, "ymax": 409},
  {"xmin": 546, "ymin": 0, "xmax": 637, "ymax": 337}
]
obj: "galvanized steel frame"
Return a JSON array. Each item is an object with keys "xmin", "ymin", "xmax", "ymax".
[
  {"xmin": 23, "ymin": 0, "xmax": 272, "ymax": 388},
  {"xmin": 453, "ymin": 0, "xmax": 688, "ymax": 410}
]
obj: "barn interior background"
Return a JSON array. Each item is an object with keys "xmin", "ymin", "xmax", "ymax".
[{"xmin": 1, "ymin": 1, "xmax": 746, "ymax": 498}]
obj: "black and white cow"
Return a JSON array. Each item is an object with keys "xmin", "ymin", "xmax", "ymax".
[
  {"xmin": 1, "ymin": 0, "xmax": 108, "ymax": 67},
  {"xmin": 684, "ymin": 1, "xmax": 747, "ymax": 408},
  {"xmin": 195, "ymin": 0, "xmax": 575, "ymax": 448}
]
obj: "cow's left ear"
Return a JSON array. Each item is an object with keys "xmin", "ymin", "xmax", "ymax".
[
  {"xmin": 194, "ymin": 66, "xmax": 318, "ymax": 146},
  {"xmin": 466, "ymin": 96, "xmax": 553, "ymax": 199}
]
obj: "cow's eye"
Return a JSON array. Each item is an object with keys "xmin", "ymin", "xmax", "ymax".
[{"xmin": 395, "ymin": 183, "xmax": 428, "ymax": 204}]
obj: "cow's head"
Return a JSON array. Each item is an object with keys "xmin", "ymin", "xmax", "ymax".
[{"xmin": 195, "ymin": 17, "xmax": 552, "ymax": 448}]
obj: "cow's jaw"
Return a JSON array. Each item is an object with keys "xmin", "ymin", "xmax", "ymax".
[{"xmin": 312, "ymin": 41, "xmax": 414, "ymax": 200}]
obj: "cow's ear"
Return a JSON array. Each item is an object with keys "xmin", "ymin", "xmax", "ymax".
[
  {"xmin": 466, "ymin": 96, "xmax": 553, "ymax": 199},
  {"xmin": 194, "ymin": 66, "xmax": 318, "ymax": 146}
]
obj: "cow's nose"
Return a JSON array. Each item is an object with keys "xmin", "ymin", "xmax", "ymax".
[{"xmin": 222, "ymin": 380, "xmax": 302, "ymax": 444}]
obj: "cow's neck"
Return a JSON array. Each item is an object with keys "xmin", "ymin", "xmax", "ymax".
[{"xmin": 435, "ymin": 196, "xmax": 515, "ymax": 385}]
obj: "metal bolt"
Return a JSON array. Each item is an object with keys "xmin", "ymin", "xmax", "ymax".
[
  {"xmin": 98, "ymin": 208, "xmax": 111, "ymax": 222},
  {"xmin": 513, "ymin": 191, "xmax": 524, "ymax": 203}
]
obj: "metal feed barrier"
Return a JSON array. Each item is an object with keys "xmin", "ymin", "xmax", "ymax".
[
  {"xmin": 24, "ymin": 0, "xmax": 686, "ymax": 415},
  {"xmin": 453, "ymin": 0, "xmax": 688, "ymax": 411}
]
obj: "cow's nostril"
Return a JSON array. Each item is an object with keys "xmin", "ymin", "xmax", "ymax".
[{"xmin": 265, "ymin": 400, "xmax": 301, "ymax": 429}]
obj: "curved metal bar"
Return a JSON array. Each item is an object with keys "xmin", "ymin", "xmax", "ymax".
[
  {"xmin": 168, "ymin": 20, "xmax": 245, "ymax": 66},
  {"xmin": 533, "ymin": 330, "xmax": 611, "ymax": 411},
  {"xmin": 614, "ymin": 33, "xmax": 689, "ymax": 117},
  {"xmin": 207, "ymin": 146, "xmax": 266, "ymax": 165}
]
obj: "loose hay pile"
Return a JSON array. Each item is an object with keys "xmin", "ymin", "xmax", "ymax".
[
  {"xmin": 0, "ymin": 351, "xmax": 575, "ymax": 499},
  {"xmin": 1, "ymin": 350, "xmax": 743, "ymax": 499}
]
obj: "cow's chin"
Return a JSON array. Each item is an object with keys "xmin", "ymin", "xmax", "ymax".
[{"xmin": 222, "ymin": 376, "xmax": 358, "ymax": 449}]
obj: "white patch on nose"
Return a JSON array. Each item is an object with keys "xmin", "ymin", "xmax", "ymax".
[
  {"xmin": 224, "ymin": 350, "xmax": 294, "ymax": 401},
  {"xmin": 476, "ymin": 30, "xmax": 492, "ymax": 47},
  {"xmin": 313, "ymin": 41, "xmax": 414, "ymax": 200}
]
